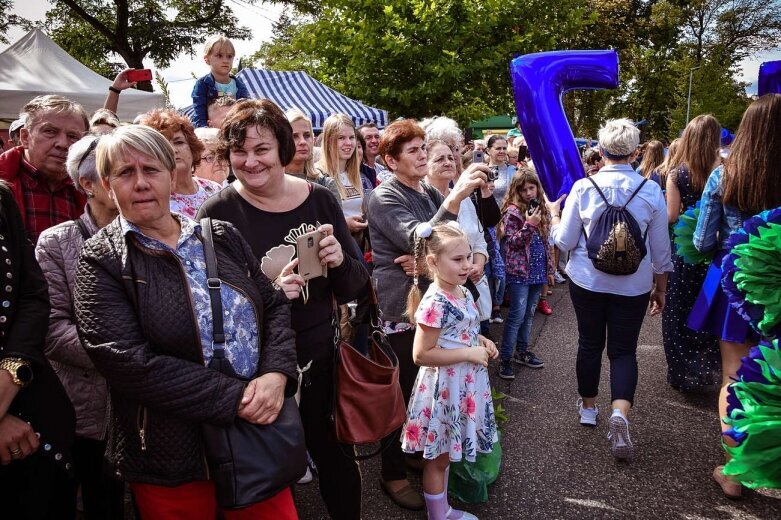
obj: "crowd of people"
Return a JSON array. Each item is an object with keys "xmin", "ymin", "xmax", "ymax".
[{"xmin": 0, "ymin": 33, "xmax": 780, "ymax": 520}]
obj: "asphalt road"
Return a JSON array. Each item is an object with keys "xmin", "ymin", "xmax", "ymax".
[{"xmin": 295, "ymin": 281, "xmax": 781, "ymax": 519}]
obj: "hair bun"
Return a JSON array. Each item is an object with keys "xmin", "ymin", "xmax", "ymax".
[{"xmin": 415, "ymin": 222, "xmax": 433, "ymax": 239}]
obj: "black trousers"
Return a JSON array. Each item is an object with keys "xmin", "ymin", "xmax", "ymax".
[
  {"xmin": 71, "ymin": 436, "xmax": 125, "ymax": 520},
  {"xmin": 0, "ymin": 450, "xmax": 75, "ymax": 520},
  {"xmin": 298, "ymin": 347, "xmax": 362, "ymax": 520},
  {"xmin": 569, "ymin": 281, "xmax": 650, "ymax": 405},
  {"xmin": 380, "ymin": 329, "xmax": 420, "ymax": 482}
]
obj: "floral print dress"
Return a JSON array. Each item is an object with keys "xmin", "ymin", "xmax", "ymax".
[{"xmin": 401, "ymin": 285, "xmax": 497, "ymax": 462}]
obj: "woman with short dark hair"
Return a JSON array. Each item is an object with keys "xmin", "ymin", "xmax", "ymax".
[{"xmin": 198, "ymin": 99, "xmax": 369, "ymax": 519}]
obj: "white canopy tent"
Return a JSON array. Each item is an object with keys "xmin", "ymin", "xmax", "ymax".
[{"xmin": 0, "ymin": 29, "xmax": 164, "ymax": 123}]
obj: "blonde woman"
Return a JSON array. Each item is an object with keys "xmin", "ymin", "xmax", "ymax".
[
  {"xmin": 317, "ymin": 114, "xmax": 367, "ymax": 235},
  {"xmin": 284, "ymin": 109, "xmax": 340, "ymax": 200}
]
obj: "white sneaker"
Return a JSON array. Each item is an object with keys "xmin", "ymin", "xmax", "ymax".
[
  {"xmin": 297, "ymin": 466, "xmax": 313, "ymax": 484},
  {"xmin": 577, "ymin": 398, "xmax": 598, "ymax": 426},
  {"xmin": 446, "ymin": 507, "xmax": 478, "ymax": 520},
  {"xmin": 554, "ymin": 272, "xmax": 566, "ymax": 284},
  {"xmin": 607, "ymin": 410, "xmax": 634, "ymax": 460}
]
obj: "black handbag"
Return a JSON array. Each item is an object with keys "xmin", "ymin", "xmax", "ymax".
[{"xmin": 199, "ymin": 218, "xmax": 307, "ymax": 509}]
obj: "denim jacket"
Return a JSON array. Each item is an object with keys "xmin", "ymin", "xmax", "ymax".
[
  {"xmin": 500, "ymin": 205, "xmax": 555, "ymax": 279},
  {"xmin": 191, "ymin": 73, "xmax": 249, "ymax": 128},
  {"xmin": 693, "ymin": 166, "xmax": 749, "ymax": 253}
]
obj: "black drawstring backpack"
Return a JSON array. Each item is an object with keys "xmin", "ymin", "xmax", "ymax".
[{"xmin": 582, "ymin": 177, "xmax": 649, "ymax": 275}]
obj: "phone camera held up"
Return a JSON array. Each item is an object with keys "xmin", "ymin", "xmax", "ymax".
[{"xmin": 527, "ymin": 198, "xmax": 540, "ymax": 216}]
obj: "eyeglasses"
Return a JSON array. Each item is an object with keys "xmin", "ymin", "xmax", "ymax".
[
  {"xmin": 77, "ymin": 138, "xmax": 100, "ymax": 171},
  {"xmin": 200, "ymin": 154, "xmax": 219, "ymax": 164}
]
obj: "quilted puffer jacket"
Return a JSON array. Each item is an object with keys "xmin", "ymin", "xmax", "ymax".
[
  {"xmin": 74, "ymin": 218, "xmax": 297, "ymax": 485},
  {"xmin": 35, "ymin": 208, "xmax": 108, "ymax": 440}
]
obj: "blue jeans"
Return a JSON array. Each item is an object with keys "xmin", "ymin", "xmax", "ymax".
[
  {"xmin": 486, "ymin": 262, "xmax": 506, "ymax": 307},
  {"xmin": 500, "ymin": 282, "xmax": 543, "ymax": 361}
]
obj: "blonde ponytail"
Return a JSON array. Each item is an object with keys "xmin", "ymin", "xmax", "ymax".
[{"xmin": 405, "ymin": 235, "xmax": 425, "ymax": 324}]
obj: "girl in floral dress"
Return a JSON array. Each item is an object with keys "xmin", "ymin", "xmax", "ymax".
[{"xmin": 401, "ymin": 222, "xmax": 498, "ymax": 520}]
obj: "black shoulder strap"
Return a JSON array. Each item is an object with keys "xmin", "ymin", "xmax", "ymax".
[
  {"xmin": 586, "ymin": 176, "xmax": 610, "ymax": 206},
  {"xmin": 622, "ymin": 178, "xmax": 649, "ymax": 210},
  {"xmin": 74, "ymin": 219, "xmax": 92, "ymax": 241},
  {"xmin": 200, "ymin": 218, "xmax": 226, "ymax": 348}
]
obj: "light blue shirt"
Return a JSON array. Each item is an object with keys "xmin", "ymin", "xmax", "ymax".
[
  {"xmin": 120, "ymin": 214, "xmax": 260, "ymax": 377},
  {"xmin": 551, "ymin": 164, "xmax": 673, "ymax": 296},
  {"xmin": 215, "ymin": 78, "xmax": 238, "ymax": 98}
]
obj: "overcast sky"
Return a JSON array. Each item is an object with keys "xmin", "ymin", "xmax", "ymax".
[{"xmin": 3, "ymin": 0, "xmax": 779, "ymax": 109}]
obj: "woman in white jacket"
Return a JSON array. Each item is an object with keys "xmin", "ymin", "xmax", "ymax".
[{"xmin": 425, "ymin": 140, "xmax": 492, "ymax": 318}]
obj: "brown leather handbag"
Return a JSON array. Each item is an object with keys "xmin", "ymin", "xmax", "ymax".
[{"xmin": 332, "ymin": 280, "xmax": 407, "ymax": 454}]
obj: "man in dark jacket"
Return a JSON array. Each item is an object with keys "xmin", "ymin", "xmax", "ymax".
[
  {"xmin": 0, "ymin": 184, "xmax": 77, "ymax": 518},
  {"xmin": 0, "ymin": 95, "xmax": 88, "ymax": 242}
]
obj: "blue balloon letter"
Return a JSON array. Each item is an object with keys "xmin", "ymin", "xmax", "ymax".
[
  {"xmin": 758, "ymin": 60, "xmax": 781, "ymax": 96},
  {"xmin": 510, "ymin": 50, "xmax": 619, "ymax": 199}
]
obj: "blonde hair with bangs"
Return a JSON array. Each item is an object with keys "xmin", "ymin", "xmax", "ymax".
[
  {"xmin": 317, "ymin": 113, "xmax": 363, "ymax": 200},
  {"xmin": 96, "ymin": 125, "xmax": 176, "ymax": 180},
  {"xmin": 203, "ymin": 35, "xmax": 235, "ymax": 57},
  {"xmin": 285, "ymin": 108, "xmax": 319, "ymax": 181}
]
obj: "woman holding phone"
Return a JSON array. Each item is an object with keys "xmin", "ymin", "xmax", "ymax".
[{"xmin": 197, "ymin": 99, "xmax": 368, "ymax": 520}]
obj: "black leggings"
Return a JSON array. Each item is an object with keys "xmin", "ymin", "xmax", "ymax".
[
  {"xmin": 298, "ymin": 352, "xmax": 362, "ymax": 520},
  {"xmin": 380, "ymin": 329, "xmax": 420, "ymax": 482},
  {"xmin": 569, "ymin": 282, "xmax": 650, "ymax": 405},
  {"xmin": 71, "ymin": 436, "xmax": 125, "ymax": 519}
]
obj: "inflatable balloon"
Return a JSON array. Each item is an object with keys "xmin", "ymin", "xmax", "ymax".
[
  {"xmin": 721, "ymin": 128, "xmax": 735, "ymax": 147},
  {"xmin": 758, "ymin": 61, "xmax": 781, "ymax": 96},
  {"xmin": 510, "ymin": 50, "xmax": 619, "ymax": 199}
]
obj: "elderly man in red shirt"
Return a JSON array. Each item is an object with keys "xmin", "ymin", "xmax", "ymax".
[{"xmin": 0, "ymin": 96, "xmax": 89, "ymax": 241}]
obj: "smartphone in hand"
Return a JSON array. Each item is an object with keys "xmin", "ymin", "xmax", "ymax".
[
  {"xmin": 527, "ymin": 198, "xmax": 540, "ymax": 216},
  {"xmin": 126, "ymin": 69, "xmax": 153, "ymax": 82},
  {"xmin": 296, "ymin": 230, "xmax": 327, "ymax": 281}
]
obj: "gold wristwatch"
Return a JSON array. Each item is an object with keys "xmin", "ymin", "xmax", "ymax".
[{"xmin": 0, "ymin": 358, "xmax": 33, "ymax": 388}]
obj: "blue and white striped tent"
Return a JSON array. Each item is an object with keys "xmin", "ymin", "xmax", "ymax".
[{"xmin": 181, "ymin": 69, "xmax": 388, "ymax": 131}]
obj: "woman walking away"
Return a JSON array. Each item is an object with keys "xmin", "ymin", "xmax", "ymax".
[
  {"xmin": 497, "ymin": 170, "xmax": 556, "ymax": 380},
  {"xmin": 401, "ymin": 223, "xmax": 498, "ymax": 520},
  {"xmin": 690, "ymin": 94, "xmax": 781, "ymax": 498},
  {"xmin": 638, "ymin": 140, "xmax": 665, "ymax": 189},
  {"xmin": 663, "ymin": 115, "xmax": 722, "ymax": 392},
  {"xmin": 549, "ymin": 118, "xmax": 672, "ymax": 460}
]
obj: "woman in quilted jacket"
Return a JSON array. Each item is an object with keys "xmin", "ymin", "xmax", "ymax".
[
  {"xmin": 497, "ymin": 170, "xmax": 555, "ymax": 380},
  {"xmin": 74, "ymin": 125, "xmax": 300, "ymax": 519},
  {"xmin": 35, "ymin": 134, "xmax": 123, "ymax": 518}
]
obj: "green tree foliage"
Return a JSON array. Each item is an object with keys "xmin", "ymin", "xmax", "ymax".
[
  {"xmin": 0, "ymin": 0, "xmax": 31, "ymax": 45},
  {"xmin": 567, "ymin": 0, "xmax": 775, "ymax": 139},
  {"xmin": 44, "ymin": 0, "xmax": 252, "ymax": 84},
  {"xmin": 254, "ymin": 0, "xmax": 587, "ymax": 125}
]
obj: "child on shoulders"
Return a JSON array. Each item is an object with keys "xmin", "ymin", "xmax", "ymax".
[{"xmin": 191, "ymin": 35, "xmax": 249, "ymax": 128}]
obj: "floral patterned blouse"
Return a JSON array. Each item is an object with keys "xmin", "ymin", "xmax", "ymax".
[
  {"xmin": 120, "ymin": 214, "xmax": 260, "ymax": 378},
  {"xmin": 170, "ymin": 177, "xmax": 222, "ymax": 219}
]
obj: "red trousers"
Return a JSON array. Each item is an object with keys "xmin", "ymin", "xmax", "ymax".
[{"xmin": 131, "ymin": 481, "xmax": 298, "ymax": 520}]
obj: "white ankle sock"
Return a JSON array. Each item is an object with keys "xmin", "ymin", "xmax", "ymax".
[{"xmin": 424, "ymin": 491, "xmax": 448, "ymax": 520}]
